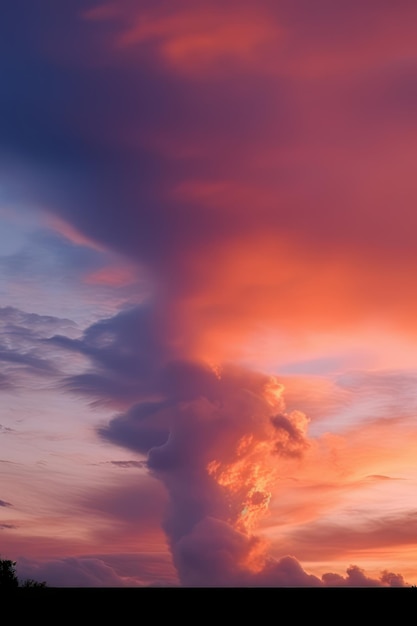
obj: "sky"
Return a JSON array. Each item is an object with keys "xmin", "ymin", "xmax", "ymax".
[{"xmin": 0, "ymin": 0, "xmax": 417, "ymax": 588}]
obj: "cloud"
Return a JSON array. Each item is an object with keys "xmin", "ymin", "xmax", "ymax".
[
  {"xmin": 0, "ymin": 375, "xmax": 13, "ymax": 390},
  {"xmin": 336, "ymin": 370, "xmax": 417, "ymax": 418},
  {"xmin": 15, "ymin": 556, "xmax": 141, "ymax": 588},
  {"xmin": 271, "ymin": 413, "xmax": 310, "ymax": 458},
  {"xmin": 107, "ymin": 1, "xmax": 280, "ymax": 75},
  {"xmin": 171, "ymin": 518, "xmax": 405, "ymax": 587},
  {"xmin": 51, "ymin": 301, "xmax": 411, "ymax": 586},
  {"xmin": 0, "ymin": 307, "xmax": 77, "ymax": 338},
  {"xmin": 287, "ymin": 511, "xmax": 417, "ymax": 560},
  {"xmin": 96, "ymin": 353, "xmax": 325, "ymax": 586},
  {"xmin": 15, "ymin": 552, "xmax": 178, "ymax": 587},
  {"xmin": 2, "ymin": 0, "xmax": 416, "ymax": 587},
  {"xmin": 0, "ymin": 523, "xmax": 17, "ymax": 530},
  {"xmin": 322, "ymin": 565, "xmax": 406, "ymax": 588},
  {"xmin": 82, "ymin": 476, "xmax": 168, "ymax": 529},
  {"xmin": 0, "ymin": 499, "xmax": 12, "ymax": 507},
  {"xmin": 107, "ymin": 460, "xmax": 146, "ymax": 469},
  {"xmin": 50, "ymin": 305, "xmax": 185, "ymax": 406},
  {"xmin": 366, "ymin": 475, "xmax": 402, "ymax": 482},
  {"xmin": 0, "ymin": 306, "xmax": 83, "ymax": 385},
  {"xmin": 4, "ymin": 0, "xmax": 417, "ymax": 355},
  {"xmin": 171, "ymin": 516, "xmax": 322, "ymax": 587},
  {"xmin": 50, "ymin": 306, "xmax": 176, "ymax": 380},
  {"xmin": 280, "ymin": 369, "xmax": 417, "ymax": 437}
]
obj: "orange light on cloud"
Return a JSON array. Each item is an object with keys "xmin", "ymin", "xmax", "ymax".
[
  {"xmin": 206, "ymin": 376, "xmax": 309, "ymax": 537},
  {"xmin": 166, "ymin": 236, "xmax": 401, "ymax": 365},
  {"xmin": 112, "ymin": 4, "xmax": 281, "ymax": 74}
]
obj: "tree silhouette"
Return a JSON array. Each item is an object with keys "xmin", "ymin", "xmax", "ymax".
[
  {"xmin": 0, "ymin": 558, "xmax": 19, "ymax": 589},
  {"xmin": 20, "ymin": 578, "xmax": 47, "ymax": 588},
  {"xmin": 0, "ymin": 557, "xmax": 46, "ymax": 589}
]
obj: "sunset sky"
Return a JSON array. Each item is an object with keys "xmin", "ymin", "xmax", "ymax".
[{"xmin": 1, "ymin": 0, "xmax": 417, "ymax": 587}]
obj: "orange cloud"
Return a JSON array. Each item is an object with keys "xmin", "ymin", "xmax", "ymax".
[
  {"xmin": 71, "ymin": 1, "xmax": 417, "ymax": 366},
  {"xmin": 161, "ymin": 227, "xmax": 417, "ymax": 366},
  {"xmin": 110, "ymin": 3, "xmax": 281, "ymax": 75}
]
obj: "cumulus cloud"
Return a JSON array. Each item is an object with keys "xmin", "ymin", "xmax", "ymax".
[
  {"xmin": 322, "ymin": 565, "xmax": 406, "ymax": 588},
  {"xmin": 50, "ymin": 306, "xmax": 180, "ymax": 406},
  {"xmin": 49, "ymin": 302, "xmax": 408, "ymax": 587},
  {"xmin": 51, "ymin": 307, "xmax": 314, "ymax": 585},
  {"xmin": 170, "ymin": 519, "xmax": 405, "ymax": 587},
  {"xmin": 94, "ymin": 339, "xmax": 321, "ymax": 586},
  {"xmin": 15, "ymin": 552, "xmax": 178, "ymax": 587},
  {"xmin": 15, "ymin": 556, "xmax": 141, "ymax": 588}
]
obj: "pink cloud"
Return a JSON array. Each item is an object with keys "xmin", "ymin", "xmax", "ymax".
[{"xmin": 83, "ymin": 266, "xmax": 137, "ymax": 287}]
